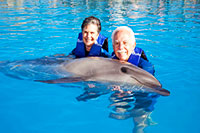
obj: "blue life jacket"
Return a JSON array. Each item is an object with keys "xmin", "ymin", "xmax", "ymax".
[
  {"xmin": 112, "ymin": 47, "xmax": 143, "ymax": 66},
  {"xmin": 74, "ymin": 32, "xmax": 107, "ymax": 58}
]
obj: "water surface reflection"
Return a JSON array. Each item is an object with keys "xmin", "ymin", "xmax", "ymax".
[{"xmin": 77, "ymin": 85, "xmax": 159, "ymax": 133}]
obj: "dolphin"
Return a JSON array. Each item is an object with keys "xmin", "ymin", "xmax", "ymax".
[{"xmin": 37, "ymin": 57, "xmax": 170, "ymax": 96}]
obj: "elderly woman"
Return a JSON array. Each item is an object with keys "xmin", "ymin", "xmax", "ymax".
[{"xmin": 70, "ymin": 16, "xmax": 109, "ymax": 58}]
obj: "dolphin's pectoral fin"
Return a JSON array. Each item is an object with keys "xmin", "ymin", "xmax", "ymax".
[{"xmin": 35, "ymin": 76, "xmax": 86, "ymax": 84}]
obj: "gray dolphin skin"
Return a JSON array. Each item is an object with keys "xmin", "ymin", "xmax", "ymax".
[{"xmin": 38, "ymin": 57, "xmax": 170, "ymax": 96}]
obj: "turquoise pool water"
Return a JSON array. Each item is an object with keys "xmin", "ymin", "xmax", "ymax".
[{"xmin": 0, "ymin": 0, "xmax": 200, "ymax": 133}]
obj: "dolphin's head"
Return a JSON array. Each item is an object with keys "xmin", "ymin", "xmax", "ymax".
[
  {"xmin": 118, "ymin": 64, "xmax": 170, "ymax": 96},
  {"xmin": 120, "ymin": 65, "xmax": 161, "ymax": 87}
]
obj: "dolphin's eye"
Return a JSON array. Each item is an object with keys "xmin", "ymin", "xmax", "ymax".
[{"xmin": 121, "ymin": 67, "xmax": 127, "ymax": 73}]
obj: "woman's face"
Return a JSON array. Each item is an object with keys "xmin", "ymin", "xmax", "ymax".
[{"xmin": 82, "ymin": 24, "xmax": 99, "ymax": 51}]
